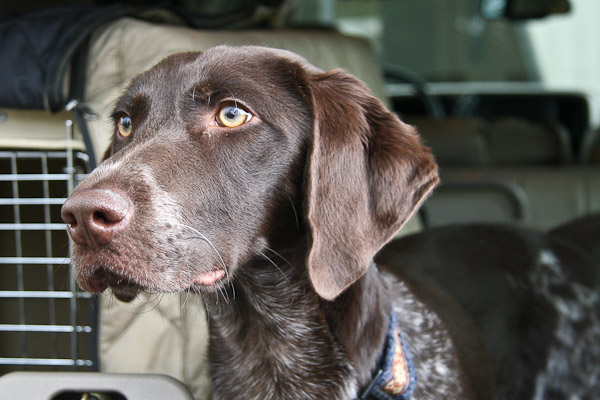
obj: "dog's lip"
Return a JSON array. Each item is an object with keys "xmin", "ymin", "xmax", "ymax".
[
  {"xmin": 111, "ymin": 285, "xmax": 141, "ymax": 302},
  {"xmin": 79, "ymin": 274, "xmax": 109, "ymax": 293},
  {"xmin": 77, "ymin": 265, "xmax": 226, "ymax": 299},
  {"xmin": 77, "ymin": 268, "xmax": 142, "ymax": 302},
  {"xmin": 194, "ymin": 269, "xmax": 226, "ymax": 286}
]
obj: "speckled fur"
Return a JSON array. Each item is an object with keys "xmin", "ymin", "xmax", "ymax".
[
  {"xmin": 528, "ymin": 249, "xmax": 600, "ymax": 399},
  {"xmin": 389, "ymin": 275, "xmax": 468, "ymax": 399},
  {"xmin": 377, "ymin": 222, "xmax": 600, "ymax": 399}
]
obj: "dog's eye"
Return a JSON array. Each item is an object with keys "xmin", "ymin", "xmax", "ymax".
[
  {"xmin": 117, "ymin": 115, "xmax": 133, "ymax": 137},
  {"xmin": 216, "ymin": 104, "xmax": 252, "ymax": 128}
]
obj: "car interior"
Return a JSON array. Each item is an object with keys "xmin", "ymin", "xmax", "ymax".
[{"xmin": 0, "ymin": 0, "xmax": 597, "ymax": 398}]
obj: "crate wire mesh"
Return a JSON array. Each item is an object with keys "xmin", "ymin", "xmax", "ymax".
[{"xmin": 0, "ymin": 120, "xmax": 97, "ymax": 373}]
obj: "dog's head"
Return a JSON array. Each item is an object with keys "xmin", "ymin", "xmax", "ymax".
[{"xmin": 62, "ymin": 46, "xmax": 438, "ymax": 302}]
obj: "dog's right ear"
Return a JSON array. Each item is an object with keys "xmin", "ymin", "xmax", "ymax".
[{"xmin": 304, "ymin": 69, "xmax": 439, "ymax": 301}]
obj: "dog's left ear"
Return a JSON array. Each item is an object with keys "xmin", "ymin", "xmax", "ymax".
[{"xmin": 305, "ymin": 69, "xmax": 439, "ymax": 301}]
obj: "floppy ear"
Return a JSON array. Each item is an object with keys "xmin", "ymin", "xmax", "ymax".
[{"xmin": 305, "ymin": 70, "xmax": 439, "ymax": 300}]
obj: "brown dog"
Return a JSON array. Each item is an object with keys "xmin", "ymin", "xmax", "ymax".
[{"xmin": 61, "ymin": 46, "xmax": 483, "ymax": 399}]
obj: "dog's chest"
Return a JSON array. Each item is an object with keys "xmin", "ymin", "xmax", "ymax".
[{"xmin": 206, "ymin": 287, "xmax": 359, "ymax": 399}]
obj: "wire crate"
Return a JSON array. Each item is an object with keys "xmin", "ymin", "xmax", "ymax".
[{"xmin": 0, "ymin": 139, "xmax": 97, "ymax": 374}]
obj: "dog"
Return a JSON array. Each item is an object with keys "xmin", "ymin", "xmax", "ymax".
[{"xmin": 60, "ymin": 46, "xmax": 599, "ymax": 399}]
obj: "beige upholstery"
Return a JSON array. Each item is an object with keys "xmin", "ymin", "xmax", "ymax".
[
  {"xmin": 426, "ymin": 167, "xmax": 600, "ymax": 230},
  {"xmin": 0, "ymin": 109, "xmax": 85, "ymax": 151},
  {"xmin": 410, "ymin": 118, "xmax": 490, "ymax": 166},
  {"xmin": 413, "ymin": 116, "xmax": 574, "ymax": 167},
  {"xmin": 488, "ymin": 117, "xmax": 573, "ymax": 165},
  {"xmin": 411, "ymin": 115, "xmax": 598, "ymax": 231},
  {"xmin": 99, "ymin": 294, "xmax": 211, "ymax": 399}
]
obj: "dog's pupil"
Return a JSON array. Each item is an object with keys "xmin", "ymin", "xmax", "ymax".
[{"xmin": 225, "ymin": 107, "xmax": 239, "ymax": 120}]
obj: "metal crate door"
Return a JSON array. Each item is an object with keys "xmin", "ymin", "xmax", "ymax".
[{"xmin": 0, "ymin": 147, "xmax": 98, "ymax": 373}]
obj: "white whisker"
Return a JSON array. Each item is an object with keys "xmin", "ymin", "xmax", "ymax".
[
  {"xmin": 287, "ymin": 195, "xmax": 300, "ymax": 230},
  {"xmin": 175, "ymin": 223, "xmax": 236, "ymax": 302},
  {"xmin": 200, "ymin": 291, "xmax": 210, "ymax": 318},
  {"xmin": 176, "ymin": 224, "xmax": 228, "ymax": 271},
  {"xmin": 260, "ymin": 250, "xmax": 292, "ymax": 289},
  {"xmin": 219, "ymin": 285, "xmax": 230, "ymax": 304},
  {"xmin": 264, "ymin": 247, "xmax": 295, "ymax": 270}
]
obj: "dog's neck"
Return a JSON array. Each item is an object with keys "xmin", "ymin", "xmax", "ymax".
[{"xmin": 203, "ymin": 246, "xmax": 391, "ymax": 399}]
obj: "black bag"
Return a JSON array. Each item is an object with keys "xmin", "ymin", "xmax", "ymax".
[{"xmin": 0, "ymin": 6, "xmax": 139, "ymax": 112}]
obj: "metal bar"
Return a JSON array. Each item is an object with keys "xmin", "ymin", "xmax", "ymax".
[
  {"xmin": 66, "ymin": 120, "xmax": 80, "ymax": 371},
  {"xmin": 0, "ymin": 257, "xmax": 69, "ymax": 264},
  {"xmin": 0, "ymin": 151, "xmax": 89, "ymax": 170},
  {"xmin": 0, "ymin": 198, "xmax": 66, "ymax": 205},
  {"xmin": 0, "ymin": 151, "xmax": 60, "ymax": 158},
  {"xmin": 10, "ymin": 154, "xmax": 27, "ymax": 362},
  {"xmin": 0, "ymin": 291, "xmax": 92, "ymax": 299},
  {"xmin": 0, "ymin": 151, "xmax": 69, "ymax": 159},
  {"xmin": 66, "ymin": 121, "xmax": 75, "ymax": 195},
  {"xmin": 0, "ymin": 222, "xmax": 67, "ymax": 233},
  {"xmin": 0, "ymin": 149, "xmax": 96, "ymax": 372},
  {"xmin": 0, "ymin": 358, "xmax": 93, "ymax": 367},
  {"xmin": 0, "ymin": 324, "xmax": 92, "ymax": 333},
  {"xmin": 41, "ymin": 153, "xmax": 59, "ymax": 363},
  {"xmin": 0, "ymin": 174, "xmax": 71, "ymax": 181}
]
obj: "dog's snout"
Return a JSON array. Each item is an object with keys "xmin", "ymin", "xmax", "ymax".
[{"xmin": 61, "ymin": 188, "xmax": 132, "ymax": 248}]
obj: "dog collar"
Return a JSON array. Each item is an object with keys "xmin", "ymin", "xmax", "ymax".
[{"xmin": 359, "ymin": 311, "xmax": 417, "ymax": 400}]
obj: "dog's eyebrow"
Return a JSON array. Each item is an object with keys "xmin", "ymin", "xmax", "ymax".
[
  {"xmin": 187, "ymin": 84, "xmax": 217, "ymax": 106},
  {"xmin": 187, "ymin": 84, "xmax": 247, "ymax": 109},
  {"xmin": 111, "ymin": 94, "xmax": 150, "ymax": 122}
]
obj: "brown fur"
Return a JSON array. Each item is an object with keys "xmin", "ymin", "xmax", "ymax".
[{"xmin": 62, "ymin": 46, "xmax": 478, "ymax": 399}]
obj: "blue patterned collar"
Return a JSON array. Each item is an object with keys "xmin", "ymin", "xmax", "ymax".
[{"xmin": 359, "ymin": 311, "xmax": 417, "ymax": 400}]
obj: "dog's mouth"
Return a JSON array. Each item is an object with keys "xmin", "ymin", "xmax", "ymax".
[
  {"xmin": 77, "ymin": 268, "xmax": 143, "ymax": 302},
  {"xmin": 77, "ymin": 266, "xmax": 228, "ymax": 302}
]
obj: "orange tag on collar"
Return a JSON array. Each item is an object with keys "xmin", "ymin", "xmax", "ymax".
[{"xmin": 383, "ymin": 326, "xmax": 410, "ymax": 395}]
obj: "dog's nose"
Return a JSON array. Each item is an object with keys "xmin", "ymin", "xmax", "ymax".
[{"xmin": 61, "ymin": 188, "xmax": 132, "ymax": 248}]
